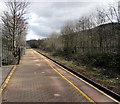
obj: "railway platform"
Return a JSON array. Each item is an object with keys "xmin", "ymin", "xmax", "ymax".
[{"xmin": 1, "ymin": 49, "xmax": 119, "ymax": 103}]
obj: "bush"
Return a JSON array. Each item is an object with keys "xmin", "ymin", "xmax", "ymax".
[
  {"xmin": 53, "ymin": 50, "xmax": 120, "ymax": 76},
  {"xmin": 75, "ymin": 53, "xmax": 120, "ymax": 74}
]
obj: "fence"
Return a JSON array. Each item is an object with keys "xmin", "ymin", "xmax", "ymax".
[{"xmin": 2, "ymin": 39, "xmax": 25, "ymax": 65}]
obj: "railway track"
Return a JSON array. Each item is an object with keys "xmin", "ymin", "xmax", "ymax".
[{"xmin": 36, "ymin": 49, "xmax": 120, "ymax": 102}]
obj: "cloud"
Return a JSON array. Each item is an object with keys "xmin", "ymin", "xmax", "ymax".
[
  {"xmin": 27, "ymin": 2, "xmax": 100, "ymax": 40},
  {"xmin": 0, "ymin": 1, "xmax": 115, "ymax": 41},
  {"xmin": 26, "ymin": 30, "xmax": 40, "ymax": 40},
  {"xmin": 2, "ymin": 2, "xmax": 89, "ymax": 40},
  {"xmin": 0, "ymin": 2, "xmax": 6, "ymax": 16}
]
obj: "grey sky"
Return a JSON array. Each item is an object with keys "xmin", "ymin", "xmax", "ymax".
[
  {"xmin": 0, "ymin": 0, "xmax": 115, "ymax": 40},
  {"xmin": 27, "ymin": 1, "xmax": 115, "ymax": 40}
]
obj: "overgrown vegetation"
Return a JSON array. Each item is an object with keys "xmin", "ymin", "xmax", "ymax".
[{"xmin": 53, "ymin": 51, "xmax": 120, "ymax": 77}]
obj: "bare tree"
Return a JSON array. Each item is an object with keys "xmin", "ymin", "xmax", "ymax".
[
  {"xmin": 47, "ymin": 32, "xmax": 60, "ymax": 52},
  {"xmin": 61, "ymin": 20, "xmax": 76, "ymax": 54},
  {"xmin": 76, "ymin": 16, "xmax": 92, "ymax": 53},
  {"xmin": 94, "ymin": 10, "xmax": 107, "ymax": 53},
  {"xmin": 2, "ymin": 1, "xmax": 29, "ymax": 55},
  {"xmin": 98, "ymin": 1, "xmax": 120, "ymax": 54}
]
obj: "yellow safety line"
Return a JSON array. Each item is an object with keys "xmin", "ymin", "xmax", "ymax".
[
  {"xmin": 0, "ymin": 65, "xmax": 16, "ymax": 93},
  {"xmin": 33, "ymin": 50, "xmax": 95, "ymax": 103},
  {"xmin": 34, "ymin": 50, "xmax": 119, "ymax": 103},
  {"xmin": 53, "ymin": 61, "xmax": 120, "ymax": 103},
  {"xmin": 46, "ymin": 61, "xmax": 95, "ymax": 103}
]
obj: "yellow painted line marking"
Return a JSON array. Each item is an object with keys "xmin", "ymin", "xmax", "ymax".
[
  {"xmin": 34, "ymin": 50, "xmax": 119, "ymax": 103},
  {"xmin": 52, "ymin": 61, "xmax": 120, "ymax": 103},
  {"xmin": 33, "ymin": 50, "xmax": 95, "ymax": 103},
  {"xmin": 0, "ymin": 65, "xmax": 16, "ymax": 93},
  {"xmin": 46, "ymin": 61, "xmax": 95, "ymax": 103}
]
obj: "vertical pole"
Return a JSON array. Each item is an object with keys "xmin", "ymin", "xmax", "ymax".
[
  {"xmin": 118, "ymin": 1, "xmax": 120, "ymax": 54},
  {"xmin": 0, "ymin": 20, "xmax": 2, "ymax": 104},
  {"xmin": 118, "ymin": 1, "xmax": 120, "ymax": 23},
  {"xmin": 24, "ymin": 34, "xmax": 26, "ymax": 55}
]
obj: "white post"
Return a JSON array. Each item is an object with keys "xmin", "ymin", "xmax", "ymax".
[
  {"xmin": 0, "ymin": 19, "xmax": 2, "ymax": 104},
  {"xmin": 118, "ymin": 1, "xmax": 120, "ymax": 23}
]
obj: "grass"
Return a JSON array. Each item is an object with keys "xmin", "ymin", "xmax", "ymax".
[{"xmin": 41, "ymin": 50, "xmax": 120, "ymax": 95}]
